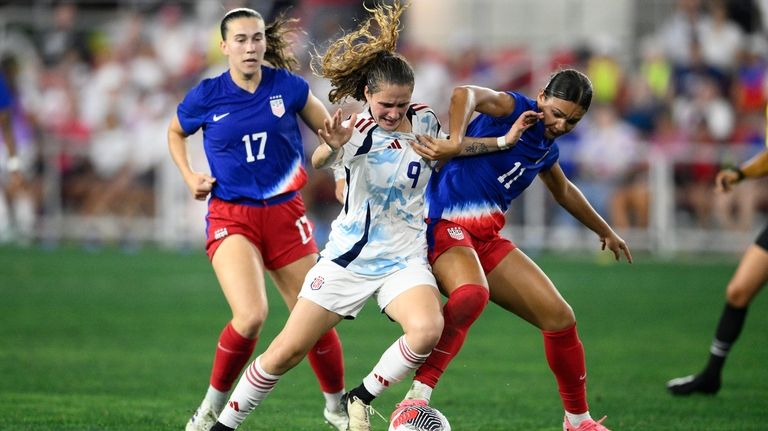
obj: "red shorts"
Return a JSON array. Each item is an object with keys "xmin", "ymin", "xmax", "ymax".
[
  {"xmin": 427, "ymin": 219, "xmax": 517, "ymax": 274},
  {"xmin": 205, "ymin": 193, "xmax": 319, "ymax": 270}
]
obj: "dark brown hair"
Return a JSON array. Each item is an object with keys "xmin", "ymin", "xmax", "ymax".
[
  {"xmin": 220, "ymin": 8, "xmax": 301, "ymax": 71},
  {"xmin": 543, "ymin": 68, "xmax": 593, "ymax": 111}
]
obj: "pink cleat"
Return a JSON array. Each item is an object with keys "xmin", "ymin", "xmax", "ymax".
[{"xmin": 563, "ymin": 415, "xmax": 610, "ymax": 431}]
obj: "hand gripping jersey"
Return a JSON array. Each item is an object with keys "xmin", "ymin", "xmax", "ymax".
[
  {"xmin": 176, "ymin": 67, "xmax": 309, "ymax": 202},
  {"xmin": 426, "ymin": 91, "xmax": 560, "ymax": 241},
  {"xmin": 322, "ymin": 104, "xmax": 442, "ymax": 276}
]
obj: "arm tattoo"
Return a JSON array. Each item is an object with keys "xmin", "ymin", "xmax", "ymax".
[{"xmin": 463, "ymin": 139, "xmax": 492, "ymax": 154}]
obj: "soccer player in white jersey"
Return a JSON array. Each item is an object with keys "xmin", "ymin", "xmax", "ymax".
[
  {"xmin": 168, "ymin": 8, "xmax": 346, "ymax": 431},
  {"xmin": 208, "ymin": 3, "xmax": 536, "ymax": 430}
]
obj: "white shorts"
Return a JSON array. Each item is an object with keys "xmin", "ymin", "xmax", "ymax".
[{"xmin": 299, "ymin": 258, "xmax": 438, "ymax": 319}]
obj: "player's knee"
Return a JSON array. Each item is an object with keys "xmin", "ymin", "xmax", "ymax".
[
  {"xmin": 726, "ymin": 283, "xmax": 753, "ymax": 308},
  {"xmin": 445, "ymin": 284, "xmax": 489, "ymax": 327},
  {"xmin": 537, "ymin": 302, "xmax": 575, "ymax": 331},
  {"xmin": 405, "ymin": 313, "xmax": 444, "ymax": 354},
  {"xmin": 233, "ymin": 309, "xmax": 269, "ymax": 338},
  {"xmin": 264, "ymin": 341, "xmax": 306, "ymax": 374}
]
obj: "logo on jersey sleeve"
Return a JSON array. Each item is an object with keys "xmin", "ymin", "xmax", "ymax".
[{"xmin": 270, "ymin": 95, "xmax": 285, "ymax": 118}]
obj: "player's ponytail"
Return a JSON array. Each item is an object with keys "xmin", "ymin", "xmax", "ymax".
[
  {"xmin": 264, "ymin": 13, "xmax": 301, "ymax": 72},
  {"xmin": 312, "ymin": 1, "xmax": 413, "ymax": 103},
  {"xmin": 544, "ymin": 69, "xmax": 593, "ymax": 111}
]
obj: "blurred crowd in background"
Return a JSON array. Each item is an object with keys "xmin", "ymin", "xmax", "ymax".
[{"xmin": 0, "ymin": 0, "xmax": 767, "ymax": 254}]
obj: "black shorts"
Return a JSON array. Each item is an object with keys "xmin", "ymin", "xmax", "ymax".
[{"xmin": 756, "ymin": 224, "xmax": 768, "ymax": 251}]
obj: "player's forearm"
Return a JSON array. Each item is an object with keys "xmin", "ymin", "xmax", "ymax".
[
  {"xmin": 456, "ymin": 136, "xmax": 512, "ymax": 156},
  {"xmin": 558, "ymin": 183, "xmax": 614, "ymax": 237},
  {"xmin": 740, "ymin": 150, "xmax": 768, "ymax": 179},
  {"xmin": 311, "ymin": 142, "xmax": 340, "ymax": 169}
]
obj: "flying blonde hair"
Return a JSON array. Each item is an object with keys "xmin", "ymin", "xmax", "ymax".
[{"xmin": 312, "ymin": 1, "xmax": 412, "ymax": 104}]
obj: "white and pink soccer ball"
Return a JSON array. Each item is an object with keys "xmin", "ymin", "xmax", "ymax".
[{"xmin": 389, "ymin": 403, "xmax": 451, "ymax": 431}]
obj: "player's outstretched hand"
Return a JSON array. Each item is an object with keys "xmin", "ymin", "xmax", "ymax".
[
  {"xmin": 320, "ymin": 109, "xmax": 357, "ymax": 150},
  {"xmin": 714, "ymin": 168, "xmax": 740, "ymax": 194},
  {"xmin": 601, "ymin": 232, "xmax": 633, "ymax": 263},
  {"xmin": 185, "ymin": 172, "xmax": 216, "ymax": 201},
  {"xmin": 412, "ymin": 135, "xmax": 461, "ymax": 161}
]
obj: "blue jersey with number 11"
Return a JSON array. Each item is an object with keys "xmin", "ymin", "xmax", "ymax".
[
  {"xmin": 177, "ymin": 66, "xmax": 310, "ymax": 202},
  {"xmin": 426, "ymin": 91, "xmax": 560, "ymax": 240}
]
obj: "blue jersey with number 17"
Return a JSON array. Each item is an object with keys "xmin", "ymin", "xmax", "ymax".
[
  {"xmin": 177, "ymin": 66, "xmax": 310, "ymax": 202},
  {"xmin": 426, "ymin": 91, "xmax": 560, "ymax": 241}
]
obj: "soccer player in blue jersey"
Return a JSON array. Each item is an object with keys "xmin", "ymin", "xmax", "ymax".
[
  {"xmin": 667, "ymin": 145, "xmax": 768, "ymax": 396},
  {"xmin": 400, "ymin": 70, "xmax": 633, "ymax": 431},
  {"xmin": 208, "ymin": 3, "xmax": 538, "ymax": 430},
  {"xmin": 167, "ymin": 8, "xmax": 346, "ymax": 431},
  {"xmin": 0, "ymin": 60, "xmax": 25, "ymax": 231}
]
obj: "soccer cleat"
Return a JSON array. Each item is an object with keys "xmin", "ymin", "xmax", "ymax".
[
  {"xmin": 185, "ymin": 405, "xmax": 219, "ymax": 431},
  {"xmin": 324, "ymin": 404, "xmax": 349, "ymax": 430},
  {"xmin": 666, "ymin": 374, "xmax": 720, "ymax": 395},
  {"xmin": 341, "ymin": 393, "xmax": 373, "ymax": 431},
  {"xmin": 563, "ymin": 415, "xmax": 610, "ymax": 431},
  {"xmin": 403, "ymin": 380, "xmax": 432, "ymax": 403},
  {"xmin": 346, "ymin": 395, "xmax": 371, "ymax": 431}
]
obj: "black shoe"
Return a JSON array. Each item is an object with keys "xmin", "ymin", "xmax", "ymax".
[
  {"xmin": 666, "ymin": 373, "xmax": 721, "ymax": 395},
  {"xmin": 210, "ymin": 422, "xmax": 235, "ymax": 431}
]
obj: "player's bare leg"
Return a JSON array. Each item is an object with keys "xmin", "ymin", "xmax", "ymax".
[
  {"xmin": 668, "ymin": 244, "xmax": 768, "ymax": 396},
  {"xmin": 487, "ymin": 249, "xmax": 610, "ymax": 430}
]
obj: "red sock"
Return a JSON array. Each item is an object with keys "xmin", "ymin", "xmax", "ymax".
[
  {"xmin": 543, "ymin": 324, "xmax": 588, "ymax": 414},
  {"xmin": 415, "ymin": 284, "xmax": 489, "ymax": 388},
  {"xmin": 210, "ymin": 322, "xmax": 257, "ymax": 392},
  {"xmin": 307, "ymin": 328, "xmax": 345, "ymax": 393}
]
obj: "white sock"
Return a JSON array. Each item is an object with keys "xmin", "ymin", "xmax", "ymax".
[
  {"xmin": 324, "ymin": 390, "xmax": 344, "ymax": 412},
  {"xmin": 12, "ymin": 193, "xmax": 35, "ymax": 238},
  {"xmin": 362, "ymin": 336, "xmax": 429, "ymax": 397},
  {"xmin": 217, "ymin": 356, "xmax": 281, "ymax": 428},
  {"xmin": 565, "ymin": 411, "xmax": 592, "ymax": 427},
  {"xmin": 202, "ymin": 385, "xmax": 228, "ymax": 414}
]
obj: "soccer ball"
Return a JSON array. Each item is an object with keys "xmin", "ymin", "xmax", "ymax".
[{"xmin": 388, "ymin": 403, "xmax": 451, "ymax": 431}]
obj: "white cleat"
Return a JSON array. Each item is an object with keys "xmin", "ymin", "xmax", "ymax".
[
  {"xmin": 346, "ymin": 395, "xmax": 372, "ymax": 431},
  {"xmin": 324, "ymin": 405, "xmax": 349, "ymax": 430},
  {"xmin": 403, "ymin": 380, "xmax": 432, "ymax": 403},
  {"xmin": 185, "ymin": 405, "xmax": 219, "ymax": 431}
]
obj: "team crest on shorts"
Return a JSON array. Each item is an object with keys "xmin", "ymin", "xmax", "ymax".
[
  {"xmin": 310, "ymin": 276, "xmax": 324, "ymax": 290},
  {"xmin": 214, "ymin": 227, "xmax": 229, "ymax": 240},
  {"xmin": 447, "ymin": 226, "xmax": 465, "ymax": 240},
  {"xmin": 270, "ymin": 95, "xmax": 285, "ymax": 118}
]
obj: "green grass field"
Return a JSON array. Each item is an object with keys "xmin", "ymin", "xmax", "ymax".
[{"xmin": 1, "ymin": 245, "xmax": 767, "ymax": 430}]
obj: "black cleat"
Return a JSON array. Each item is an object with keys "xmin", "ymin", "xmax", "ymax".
[{"xmin": 666, "ymin": 374, "xmax": 721, "ymax": 395}]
